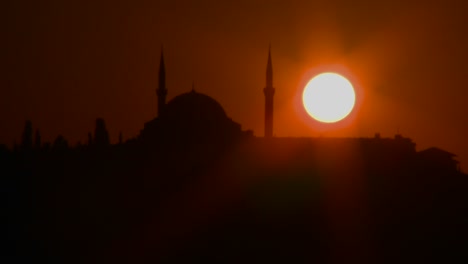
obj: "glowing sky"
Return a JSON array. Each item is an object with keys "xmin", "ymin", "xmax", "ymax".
[{"xmin": 2, "ymin": 0, "xmax": 468, "ymax": 170}]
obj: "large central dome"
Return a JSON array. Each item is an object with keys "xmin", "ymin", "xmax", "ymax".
[
  {"xmin": 162, "ymin": 90, "xmax": 227, "ymax": 123},
  {"xmin": 140, "ymin": 90, "xmax": 244, "ymax": 145}
]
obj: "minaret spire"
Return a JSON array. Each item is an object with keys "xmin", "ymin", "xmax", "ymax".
[
  {"xmin": 157, "ymin": 46, "xmax": 167, "ymax": 117},
  {"xmin": 266, "ymin": 44, "xmax": 273, "ymax": 88},
  {"xmin": 263, "ymin": 46, "xmax": 275, "ymax": 138}
]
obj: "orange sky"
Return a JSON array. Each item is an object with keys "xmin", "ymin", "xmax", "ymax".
[{"xmin": 2, "ymin": 0, "xmax": 468, "ymax": 170}]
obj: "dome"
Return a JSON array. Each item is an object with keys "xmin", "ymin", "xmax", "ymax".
[
  {"xmin": 140, "ymin": 89, "xmax": 244, "ymax": 145},
  {"xmin": 162, "ymin": 90, "xmax": 227, "ymax": 123}
]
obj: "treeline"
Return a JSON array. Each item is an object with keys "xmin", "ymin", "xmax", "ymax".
[{"xmin": 3, "ymin": 118, "xmax": 124, "ymax": 155}]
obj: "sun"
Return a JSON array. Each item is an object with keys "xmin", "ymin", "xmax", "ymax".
[{"xmin": 302, "ymin": 72, "xmax": 356, "ymax": 123}]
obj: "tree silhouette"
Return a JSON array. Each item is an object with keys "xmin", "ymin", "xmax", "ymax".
[
  {"xmin": 21, "ymin": 120, "xmax": 33, "ymax": 151},
  {"xmin": 34, "ymin": 129, "xmax": 41, "ymax": 150},
  {"xmin": 52, "ymin": 135, "xmax": 68, "ymax": 151},
  {"xmin": 87, "ymin": 132, "xmax": 93, "ymax": 146},
  {"xmin": 93, "ymin": 118, "xmax": 109, "ymax": 147}
]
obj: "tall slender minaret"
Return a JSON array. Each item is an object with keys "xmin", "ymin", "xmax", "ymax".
[
  {"xmin": 264, "ymin": 46, "xmax": 275, "ymax": 138},
  {"xmin": 156, "ymin": 48, "xmax": 167, "ymax": 117}
]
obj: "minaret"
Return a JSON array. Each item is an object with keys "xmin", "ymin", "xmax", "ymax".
[
  {"xmin": 156, "ymin": 48, "xmax": 167, "ymax": 117},
  {"xmin": 264, "ymin": 46, "xmax": 275, "ymax": 138}
]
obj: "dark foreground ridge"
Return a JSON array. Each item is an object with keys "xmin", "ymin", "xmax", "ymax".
[{"xmin": 3, "ymin": 118, "xmax": 467, "ymax": 263}]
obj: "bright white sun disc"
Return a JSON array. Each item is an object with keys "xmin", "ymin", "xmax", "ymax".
[{"xmin": 302, "ymin": 72, "xmax": 356, "ymax": 123}]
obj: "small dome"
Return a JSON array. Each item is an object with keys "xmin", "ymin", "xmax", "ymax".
[{"xmin": 162, "ymin": 90, "xmax": 227, "ymax": 124}]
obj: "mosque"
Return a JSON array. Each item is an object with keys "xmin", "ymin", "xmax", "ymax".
[
  {"xmin": 137, "ymin": 48, "xmax": 459, "ymax": 172},
  {"xmin": 139, "ymin": 48, "xmax": 273, "ymax": 145}
]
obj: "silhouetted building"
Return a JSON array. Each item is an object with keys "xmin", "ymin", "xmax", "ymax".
[
  {"xmin": 264, "ymin": 46, "xmax": 275, "ymax": 138},
  {"xmin": 141, "ymin": 89, "xmax": 246, "ymax": 145},
  {"xmin": 418, "ymin": 147, "xmax": 460, "ymax": 171},
  {"xmin": 140, "ymin": 49, "xmax": 253, "ymax": 146}
]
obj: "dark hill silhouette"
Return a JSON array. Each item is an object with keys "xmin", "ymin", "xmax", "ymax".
[{"xmin": 3, "ymin": 122, "xmax": 467, "ymax": 263}]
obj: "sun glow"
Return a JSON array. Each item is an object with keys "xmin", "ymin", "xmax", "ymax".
[{"xmin": 302, "ymin": 72, "xmax": 356, "ymax": 123}]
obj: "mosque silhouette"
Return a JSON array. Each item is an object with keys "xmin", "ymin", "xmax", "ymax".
[
  {"xmin": 3, "ymin": 48, "xmax": 467, "ymax": 263},
  {"xmin": 140, "ymin": 48, "xmax": 258, "ymax": 146},
  {"xmin": 134, "ymin": 47, "xmax": 460, "ymax": 173}
]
